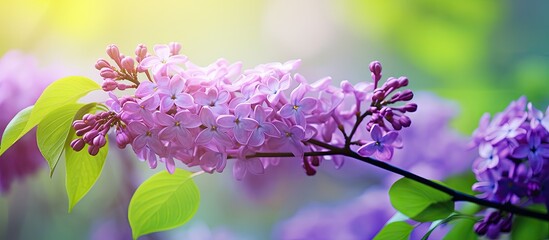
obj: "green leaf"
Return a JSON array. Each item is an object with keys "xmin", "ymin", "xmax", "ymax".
[
  {"xmin": 0, "ymin": 106, "xmax": 33, "ymax": 156},
  {"xmin": 37, "ymin": 103, "xmax": 84, "ymax": 176},
  {"xmin": 423, "ymin": 213, "xmax": 479, "ymax": 240},
  {"xmin": 17, "ymin": 76, "xmax": 100, "ymax": 144},
  {"xmin": 128, "ymin": 169, "xmax": 201, "ymax": 239},
  {"xmin": 443, "ymin": 172, "xmax": 477, "ymax": 196},
  {"xmin": 511, "ymin": 205, "xmax": 549, "ymax": 239},
  {"xmin": 389, "ymin": 177, "xmax": 454, "ymax": 222},
  {"xmin": 65, "ymin": 137, "xmax": 108, "ymax": 212},
  {"xmin": 443, "ymin": 218, "xmax": 478, "ymax": 240},
  {"xmin": 373, "ymin": 221, "xmax": 414, "ymax": 240}
]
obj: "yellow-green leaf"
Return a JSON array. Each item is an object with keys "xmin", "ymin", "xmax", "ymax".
[
  {"xmin": 18, "ymin": 76, "xmax": 100, "ymax": 143},
  {"xmin": 65, "ymin": 138, "xmax": 108, "ymax": 212},
  {"xmin": 0, "ymin": 106, "xmax": 33, "ymax": 156},
  {"xmin": 37, "ymin": 103, "xmax": 84, "ymax": 176},
  {"xmin": 128, "ymin": 169, "xmax": 200, "ymax": 239}
]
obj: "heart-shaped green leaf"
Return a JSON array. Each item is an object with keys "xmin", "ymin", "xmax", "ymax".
[
  {"xmin": 389, "ymin": 177, "xmax": 454, "ymax": 222},
  {"xmin": 128, "ymin": 169, "xmax": 200, "ymax": 239},
  {"xmin": 37, "ymin": 103, "xmax": 84, "ymax": 176},
  {"xmin": 0, "ymin": 106, "xmax": 33, "ymax": 156}
]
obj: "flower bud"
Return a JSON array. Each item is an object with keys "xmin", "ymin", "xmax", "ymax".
[
  {"xmin": 372, "ymin": 90, "xmax": 385, "ymax": 102},
  {"xmin": 398, "ymin": 89, "xmax": 414, "ymax": 101},
  {"xmin": 403, "ymin": 103, "xmax": 418, "ymax": 112},
  {"xmin": 106, "ymin": 44, "xmax": 121, "ymax": 63},
  {"xmin": 70, "ymin": 139, "xmax": 85, "ymax": 151},
  {"xmin": 116, "ymin": 129, "xmax": 130, "ymax": 148},
  {"xmin": 100, "ymin": 67, "xmax": 118, "ymax": 79},
  {"xmin": 369, "ymin": 61, "xmax": 382, "ymax": 76},
  {"xmin": 340, "ymin": 80, "xmax": 354, "ymax": 93},
  {"xmin": 83, "ymin": 129, "xmax": 99, "ymax": 143},
  {"xmin": 135, "ymin": 44, "xmax": 148, "ymax": 62},
  {"xmin": 121, "ymin": 56, "xmax": 135, "ymax": 72},
  {"xmin": 500, "ymin": 216, "xmax": 513, "ymax": 232},
  {"xmin": 399, "ymin": 115, "xmax": 411, "ymax": 127},
  {"xmin": 102, "ymin": 79, "xmax": 118, "ymax": 91},
  {"xmin": 95, "ymin": 59, "xmax": 111, "ymax": 70},
  {"xmin": 92, "ymin": 135, "xmax": 107, "ymax": 148},
  {"xmin": 169, "ymin": 42, "xmax": 181, "ymax": 56},
  {"xmin": 474, "ymin": 221, "xmax": 488, "ymax": 236},
  {"xmin": 88, "ymin": 145, "xmax": 100, "ymax": 156},
  {"xmin": 398, "ymin": 76, "xmax": 409, "ymax": 87},
  {"xmin": 76, "ymin": 125, "xmax": 92, "ymax": 137}
]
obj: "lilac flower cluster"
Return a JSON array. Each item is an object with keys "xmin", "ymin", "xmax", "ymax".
[
  {"xmin": 71, "ymin": 43, "xmax": 416, "ymax": 179},
  {"xmin": 471, "ymin": 96, "xmax": 549, "ymax": 238}
]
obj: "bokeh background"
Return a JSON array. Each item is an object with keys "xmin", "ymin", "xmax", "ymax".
[{"xmin": 1, "ymin": 0, "xmax": 548, "ymax": 239}]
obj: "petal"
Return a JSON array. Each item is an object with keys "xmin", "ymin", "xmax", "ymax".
[
  {"xmin": 234, "ymin": 127, "xmax": 252, "ymax": 145},
  {"xmin": 174, "ymin": 93, "xmax": 194, "ymax": 108},
  {"xmin": 290, "ymin": 126, "xmax": 305, "ymax": 140},
  {"xmin": 123, "ymin": 101, "xmax": 141, "ymax": 113},
  {"xmin": 357, "ymin": 142, "xmax": 376, "ymax": 157},
  {"xmin": 177, "ymin": 112, "xmax": 202, "ymax": 128},
  {"xmin": 278, "ymin": 104, "xmax": 295, "ymax": 118},
  {"xmin": 160, "ymin": 96, "xmax": 174, "ymax": 112},
  {"xmin": 153, "ymin": 44, "xmax": 170, "ymax": 59},
  {"xmin": 193, "ymin": 91, "xmax": 210, "ymax": 106},
  {"xmin": 133, "ymin": 135, "xmax": 148, "ymax": 150},
  {"xmin": 195, "ymin": 129, "xmax": 214, "ymax": 145},
  {"xmin": 529, "ymin": 153, "xmax": 543, "ymax": 173},
  {"xmin": 538, "ymin": 144, "xmax": 549, "ymax": 157},
  {"xmin": 214, "ymin": 131, "xmax": 234, "ymax": 147},
  {"xmin": 127, "ymin": 122, "xmax": 147, "ymax": 135},
  {"xmin": 380, "ymin": 131, "xmax": 399, "ymax": 145},
  {"xmin": 233, "ymin": 159, "xmax": 247, "ymax": 180},
  {"xmin": 246, "ymin": 158, "xmax": 264, "ymax": 175},
  {"xmin": 165, "ymin": 157, "xmax": 176, "ymax": 174},
  {"xmin": 216, "ymin": 115, "xmax": 236, "ymax": 128},
  {"xmin": 239, "ymin": 118, "xmax": 258, "ymax": 131},
  {"xmin": 248, "ymin": 130, "xmax": 265, "ymax": 147},
  {"xmin": 200, "ymin": 107, "xmax": 216, "ymax": 127},
  {"xmin": 154, "ymin": 112, "xmax": 174, "ymax": 126},
  {"xmin": 512, "ymin": 144, "xmax": 530, "ymax": 158},
  {"xmin": 167, "ymin": 55, "xmax": 188, "ymax": 64},
  {"xmin": 217, "ymin": 90, "xmax": 230, "ymax": 104},
  {"xmin": 374, "ymin": 146, "xmax": 394, "ymax": 161},
  {"xmin": 265, "ymin": 76, "xmax": 279, "ymax": 91},
  {"xmin": 299, "ymin": 98, "xmax": 317, "ymax": 113},
  {"xmin": 278, "ymin": 74, "xmax": 291, "ymax": 90},
  {"xmin": 253, "ymin": 105, "xmax": 266, "ymax": 123},
  {"xmin": 262, "ymin": 122, "xmax": 280, "ymax": 137},
  {"xmin": 159, "ymin": 127, "xmax": 176, "ymax": 140},
  {"xmin": 138, "ymin": 56, "xmax": 160, "ymax": 69},
  {"xmin": 370, "ymin": 124, "xmax": 382, "ymax": 141},
  {"xmin": 234, "ymin": 103, "xmax": 252, "ymax": 118}
]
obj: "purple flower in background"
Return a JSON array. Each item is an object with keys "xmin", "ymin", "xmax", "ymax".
[
  {"xmin": 470, "ymin": 96, "xmax": 549, "ymax": 239},
  {"xmin": 0, "ymin": 51, "xmax": 63, "ymax": 194}
]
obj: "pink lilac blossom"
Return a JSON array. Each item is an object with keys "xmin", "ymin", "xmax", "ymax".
[
  {"xmin": 471, "ymin": 96, "xmax": 549, "ymax": 239},
  {"xmin": 70, "ymin": 43, "xmax": 416, "ymax": 179},
  {"xmin": 0, "ymin": 51, "xmax": 62, "ymax": 193}
]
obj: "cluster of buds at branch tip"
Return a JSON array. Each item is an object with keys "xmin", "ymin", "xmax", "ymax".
[{"xmin": 70, "ymin": 111, "xmax": 122, "ymax": 155}]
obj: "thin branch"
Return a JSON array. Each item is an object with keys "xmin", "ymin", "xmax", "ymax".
[{"xmin": 306, "ymin": 138, "xmax": 549, "ymax": 222}]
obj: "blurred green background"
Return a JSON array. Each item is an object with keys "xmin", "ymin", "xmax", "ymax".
[{"xmin": 1, "ymin": 0, "xmax": 548, "ymax": 239}]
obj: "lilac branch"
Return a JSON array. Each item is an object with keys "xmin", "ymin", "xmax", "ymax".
[{"xmin": 304, "ymin": 138, "xmax": 549, "ymax": 222}]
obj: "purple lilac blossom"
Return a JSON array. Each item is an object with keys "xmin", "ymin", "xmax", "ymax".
[
  {"xmin": 0, "ymin": 51, "xmax": 62, "ymax": 194},
  {"xmin": 70, "ymin": 43, "xmax": 417, "ymax": 179},
  {"xmin": 470, "ymin": 96, "xmax": 549, "ymax": 239},
  {"xmin": 273, "ymin": 93, "xmax": 473, "ymax": 239}
]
